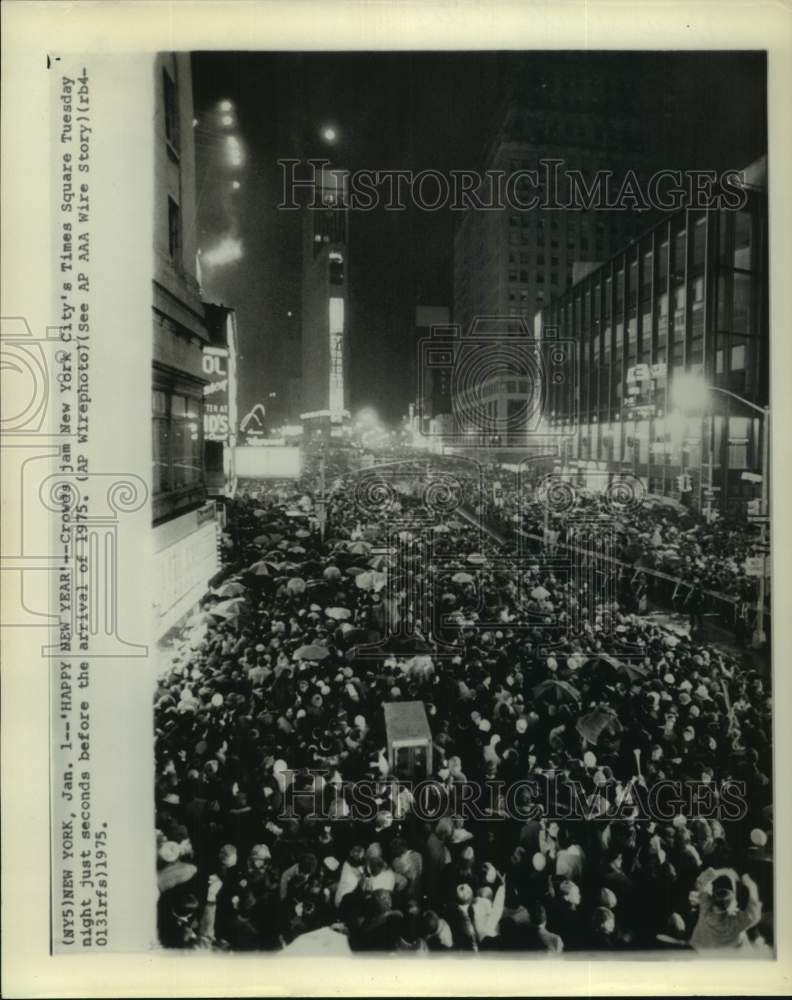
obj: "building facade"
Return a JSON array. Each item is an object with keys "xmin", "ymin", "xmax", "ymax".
[
  {"xmin": 300, "ymin": 168, "xmax": 350, "ymax": 439},
  {"xmin": 453, "ymin": 56, "xmax": 661, "ymax": 335},
  {"xmin": 152, "ymin": 53, "xmax": 220, "ymax": 638},
  {"xmin": 202, "ymin": 303, "xmax": 239, "ymax": 498},
  {"xmin": 539, "ymin": 163, "xmax": 768, "ymax": 515}
]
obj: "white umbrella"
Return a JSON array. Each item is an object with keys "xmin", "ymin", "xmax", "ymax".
[
  {"xmin": 212, "ymin": 597, "xmax": 247, "ymax": 616},
  {"xmin": 213, "ymin": 580, "xmax": 246, "ymax": 598},
  {"xmin": 530, "ymin": 585, "xmax": 550, "ymax": 601},
  {"xmin": 282, "ymin": 926, "xmax": 351, "ymax": 956}
]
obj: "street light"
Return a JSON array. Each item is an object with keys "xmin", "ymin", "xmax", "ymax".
[
  {"xmin": 320, "ymin": 125, "xmax": 338, "ymax": 144},
  {"xmin": 671, "ymin": 373, "xmax": 770, "ymax": 648}
]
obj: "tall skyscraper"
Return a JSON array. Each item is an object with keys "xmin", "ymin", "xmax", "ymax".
[
  {"xmin": 453, "ymin": 54, "xmax": 661, "ymax": 335},
  {"xmin": 300, "ymin": 167, "xmax": 350, "ymax": 436}
]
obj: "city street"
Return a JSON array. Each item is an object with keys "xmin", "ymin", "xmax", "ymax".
[{"xmin": 152, "ymin": 49, "xmax": 772, "ymax": 958}]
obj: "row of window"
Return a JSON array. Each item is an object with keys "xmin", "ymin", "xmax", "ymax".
[
  {"xmin": 508, "ymin": 213, "xmax": 608, "ymax": 233},
  {"xmin": 568, "ymin": 415, "xmax": 758, "ymax": 471},
  {"xmin": 547, "ymin": 213, "xmax": 757, "ymax": 338},
  {"xmin": 153, "ymin": 387, "xmax": 203, "ymax": 496},
  {"xmin": 507, "ymin": 231, "xmax": 605, "ymax": 253}
]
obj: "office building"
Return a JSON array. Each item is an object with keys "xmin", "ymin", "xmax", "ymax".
[
  {"xmin": 152, "ymin": 53, "xmax": 220, "ymax": 638},
  {"xmin": 453, "ymin": 55, "xmax": 660, "ymax": 335},
  {"xmin": 538, "ymin": 158, "xmax": 768, "ymax": 515}
]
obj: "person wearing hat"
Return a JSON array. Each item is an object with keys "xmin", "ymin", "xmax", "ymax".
[
  {"xmin": 690, "ymin": 867, "xmax": 762, "ymax": 950},
  {"xmin": 420, "ymin": 909, "xmax": 453, "ymax": 950},
  {"xmin": 390, "ymin": 837, "xmax": 423, "ymax": 902},
  {"xmin": 446, "ymin": 883, "xmax": 479, "ymax": 951},
  {"xmin": 522, "ymin": 901, "xmax": 564, "ymax": 952},
  {"xmin": 335, "ymin": 844, "xmax": 366, "ymax": 913},
  {"xmin": 547, "ymin": 878, "xmax": 585, "ymax": 951}
]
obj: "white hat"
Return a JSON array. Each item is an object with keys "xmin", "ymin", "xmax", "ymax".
[{"xmin": 159, "ymin": 841, "xmax": 180, "ymax": 863}]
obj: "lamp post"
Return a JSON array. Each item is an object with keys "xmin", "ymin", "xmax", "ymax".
[{"xmin": 671, "ymin": 374, "xmax": 769, "ymax": 648}]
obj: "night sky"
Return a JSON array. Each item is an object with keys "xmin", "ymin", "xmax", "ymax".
[{"xmin": 190, "ymin": 50, "xmax": 766, "ymax": 427}]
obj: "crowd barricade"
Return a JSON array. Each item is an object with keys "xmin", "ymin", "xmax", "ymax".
[{"xmin": 466, "ymin": 507, "xmax": 771, "ymax": 639}]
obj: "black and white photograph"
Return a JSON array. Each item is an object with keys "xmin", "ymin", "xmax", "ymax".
[
  {"xmin": 151, "ymin": 48, "xmax": 774, "ymax": 957},
  {"xmin": 3, "ymin": 2, "xmax": 792, "ymax": 997}
]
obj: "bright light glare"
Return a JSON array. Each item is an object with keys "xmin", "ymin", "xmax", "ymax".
[
  {"xmin": 201, "ymin": 236, "xmax": 243, "ymax": 268},
  {"xmin": 221, "ymin": 115, "xmax": 234, "ymax": 126},
  {"xmin": 231, "ymin": 180, "xmax": 241, "ymax": 190},
  {"xmin": 671, "ymin": 372, "xmax": 709, "ymax": 411},
  {"xmin": 321, "ymin": 125, "xmax": 338, "ymax": 143},
  {"xmin": 225, "ymin": 135, "xmax": 243, "ymax": 167},
  {"xmin": 355, "ymin": 406, "xmax": 380, "ymax": 429},
  {"xmin": 219, "ymin": 100, "xmax": 233, "ymax": 112}
]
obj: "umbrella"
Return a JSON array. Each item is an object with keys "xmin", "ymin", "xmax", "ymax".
[
  {"xmin": 294, "ymin": 643, "xmax": 330, "ymax": 662},
  {"xmin": 530, "ymin": 585, "xmax": 550, "ymax": 601},
  {"xmin": 532, "ymin": 679, "xmax": 581, "ymax": 704},
  {"xmin": 646, "ymin": 494, "xmax": 689, "ymax": 514},
  {"xmin": 576, "ymin": 706, "xmax": 623, "ymax": 744},
  {"xmin": 467, "ymin": 553, "xmax": 486, "ymax": 565},
  {"xmin": 246, "ymin": 560, "xmax": 272, "ymax": 577},
  {"xmin": 285, "ymin": 508, "xmax": 306, "ymax": 518},
  {"xmin": 323, "ymin": 565, "xmax": 342, "ymax": 581},
  {"xmin": 325, "ymin": 607, "xmax": 352, "ymax": 621},
  {"xmin": 253, "ymin": 534, "xmax": 270, "ymax": 545},
  {"xmin": 368, "ymin": 555, "xmax": 391, "ymax": 571},
  {"xmin": 348, "ymin": 541, "xmax": 371, "ymax": 556},
  {"xmin": 253, "ymin": 509, "xmax": 268, "ymax": 518},
  {"xmin": 452, "ymin": 572, "xmax": 475, "ymax": 585},
  {"xmin": 355, "ymin": 570, "xmax": 387, "ymax": 593},
  {"xmin": 282, "ymin": 926, "xmax": 351, "ymax": 956},
  {"xmin": 346, "ymin": 566, "xmax": 367, "ymax": 577},
  {"xmin": 212, "ymin": 597, "xmax": 247, "ymax": 616},
  {"xmin": 287, "ymin": 577, "xmax": 306, "ymax": 595},
  {"xmin": 185, "ymin": 610, "xmax": 217, "ymax": 629},
  {"xmin": 295, "ymin": 529, "xmax": 311, "ymax": 539},
  {"xmin": 209, "ymin": 604, "xmax": 239, "ymax": 618},
  {"xmin": 300, "ymin": 559, "xmax": 322, "ymax": 575},
  {"xmin": 214, "ymin": 581, "xmax": 246, "ymax": 598},
  {"xmin": 585, "ymin": 652, "xmax": 648, "ymax": 682},
  {"xmin": 433, "ymin": 524, "xmax": 450, "ymax": 534}
]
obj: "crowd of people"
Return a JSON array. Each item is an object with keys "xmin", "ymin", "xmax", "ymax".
[
  {"xmin": 154, "ymin": 449, "xmax": 773, "ymax": 956},
  {"xmin": 478, "ymin": 467, "xmax": 766, "ymax": 605}
]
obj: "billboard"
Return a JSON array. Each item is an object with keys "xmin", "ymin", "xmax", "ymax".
[
  {"xmin": 202, "ymin": 346, "xmax": 231, "ymax": 441},
  {"xmin": 235, "ymin": 445, "xmax": 303, "ymax": 479}
]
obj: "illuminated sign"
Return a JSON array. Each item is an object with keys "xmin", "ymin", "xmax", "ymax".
[
  {"xmin": 203, "ymin": 347, "xmax": 231, "ymax": 441},
  {"xmin": 236, "ymin": 445, "xmax": 303, "ymax": 479},
  {"xmin": 329, "ymin": 295, "xmax": 345, "ymax": 415}
]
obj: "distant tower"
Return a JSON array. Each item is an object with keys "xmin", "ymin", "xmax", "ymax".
[{"xmin": 300, "ymin": 166, "xmax": 350, "ymax": 436}]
